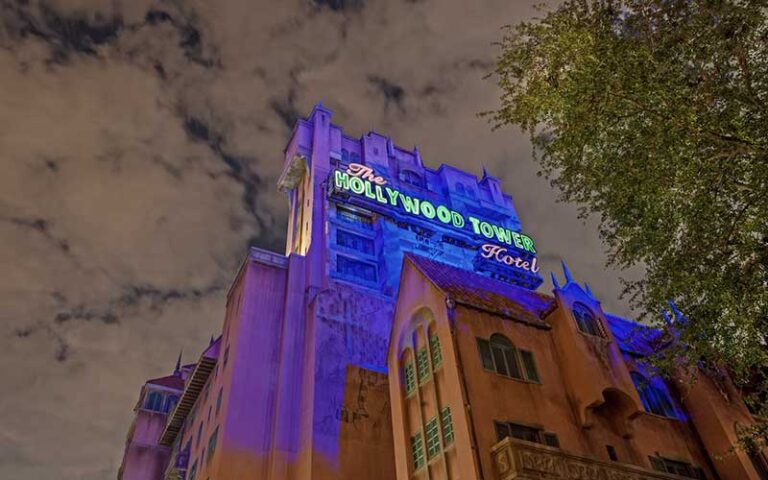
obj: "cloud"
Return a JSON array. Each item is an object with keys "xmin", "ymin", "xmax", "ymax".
[{"xmin": 0, "ymin": 1, "xmax": 636, "ymax": 479}]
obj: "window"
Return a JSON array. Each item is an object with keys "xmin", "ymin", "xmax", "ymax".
[
  {"xmin": 336, "ymin": 229, "xmax": 374, "ymax": 254},
  {"xmin": 145, "ymin": 391, "xmax": 163, "ymax": 411},
  {"xmin": 336, "ymin": 255, "xmax": 377, "ymax": 282},
  {"xmin": 748, "ymin": 449, "xmax": 768, "ymax": 480},
  {"xmin": 496, "ymin": 422, "xmax": 539, "ymax": 443},
  {"xmin": 649, "ymin": 456, "xmax": 706, "ymax": 479},
  {"xmin": 425, "ymin": 418, "xmax": 441, "ymax": 459},
  {"xmin": 416, "ymin": 348, "xmax": 430, "ymax": 382},
  {"xmin": 336, "ymin": 205, "xmax": 373, "ymax": 229},
  {"xmin": 476, "ymin": 335, "xmax": 540, "ymax": 382},
  {"xmin": 542, "ymin": 432, "xmax": 560, "ymax": 448},
  {"xmin": 606, "ymin": 445, "xmax": 618, "ymax": 461},
  {"xmin": 216, "ymin": 388, "xmax": 223, "ymax": 415},
  {"xmin": 341, "ymin": 149, "xmax": 361, "ymax": 165},
  {"xmin": 403, "ymin": 363, "xmax": 416, "ymax": 395},
  {"xmin": 206, "ymin": 427, "xmax": 219, "ymax": 462},
  {"xmin": 495, "ymin": 421, "xmax": 559, "ymax": 447},
  {"xmin": 400, "ymin": 169, "xmax": 424, "ymax": 187},
  {"xmin": 520, "ymin": 350, "xmax": 540, "ymax": 383},
  {"xmin": 440, "ymin": 407, "xmax": 454, "ymax": 445},
  {"xmin": 196, "ymin": 422, "xmax": 203, "ymax": 448},
  {"xmin": 188, "ymin": 461, "xmax": 197, "ymax": 480},
  {"xmin": 455, "ymin": 183, "xmax": 465, "ymax": 195},
  {"xmin": 163, "ymin": 395, "xmax": 179, "ymax": 414},
  {"xmin": 631, "ymin": 372, "xmax": 678, "ymax": 418},
  {"xmin": 223, "ymin": 345, "xmax": 229, "ymax": 368},
  {"xmin": 429, "ymin": 333, "xmax": 442, "ymax": 368},
  {"xmin": 410, "ymin": 432, "xmax": 425, "ymax": 470},
  {"xmin": 573, "ymin": 302, "xmax": 604, "ymax": 337}
]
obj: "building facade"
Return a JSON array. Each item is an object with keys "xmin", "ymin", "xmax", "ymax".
[{"xmin": 119, "ymin": 104, "xmax": 767, "ymax": 480}]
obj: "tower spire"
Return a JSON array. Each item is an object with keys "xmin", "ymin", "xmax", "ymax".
[
  {"xmin": 561, "ymin": 260, "xmax": 574, "ymax": 285},
  {"xmin": 174, "ymin": 350, "xmax": 182, "ymax": 376},
  {"xmin": 550, "ymin": 272, "xmax": 561, "ymax": 290}
]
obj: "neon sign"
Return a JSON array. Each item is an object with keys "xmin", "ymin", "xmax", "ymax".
[
  {"xmin": 333, "ymin": 163, "xmax": 537, "ymax": 253},
  {"xmin": 479, "ymin": 244, "xmax": 539, "ymax": 273}
]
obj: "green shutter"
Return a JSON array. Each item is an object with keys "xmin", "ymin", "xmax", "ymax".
[
  {"xmin": 417, "ymin": 348, "xmax": 430, "ymax": 382},
  {"xmin": 426, "ymin": 418, "xmax": 441, "ymax": 459},
  {"xmin": 440, "ymin": 407, "xmax": 454, "ymax": 445},
  {"xmin": 520, "ymin": 350, "xmax": 540, "ymax": 383},
  {"xmin": 411, "ymin": 432, "xmax": 425, "ymax": 469},
  {"xmin": 404, "ymin": 363, "xmax": 416, "ymax": 394},
  {"xmin": 477, "ymin": 338, "xmax": 495, "ymax": 370},
  {"xmin": 430, "ymin": 334, "xmax": 442, "ymax": 368}
]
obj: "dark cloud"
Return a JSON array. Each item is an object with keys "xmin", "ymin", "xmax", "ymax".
[
  {"xmin": 270, "ymin": 88, "xmax": 301, "ymax": 131},
  {"xmin": 180, "ymin": 114, "xmax": 273, "ymax": 243},
  {"xmin": 368, "ymin": 75, "xmax": 406, "ymax": 109},
  {"xmin": 313, "ymin": 0, "xmax": 366, "ymax": 12},
  {"xmin": 0, "ymin": 1, "xmax": 122, "ymax": 63},
  {"xmin": 6, "ymin": 216, "xmax": 72, "ymax": 256},
  {"xmin": 0, "ymin": 1, "xmax": 637, "ymax": 479}
]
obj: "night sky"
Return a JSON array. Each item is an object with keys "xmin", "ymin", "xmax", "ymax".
[{"xmin": 0, "ymin": 1, "xmax": 638, "ymax": 478}]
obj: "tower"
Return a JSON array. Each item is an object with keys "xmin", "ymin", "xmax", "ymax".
[{"xmin": 272, "ymin": 103, "xmax": 543, "ymax": 480}]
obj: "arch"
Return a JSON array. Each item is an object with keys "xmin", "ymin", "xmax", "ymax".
[
  {"xmin": 488, "ymin": 334, "xmax": 522, "ymax": 379},
  {"xmin": 630, "ymin": 372, "xmax": 678, "ymax": 418},
  {"xmin": 573, "ymin": 302, "xmax": 604, "ymax": 337},
  {"xmin": 588, "ymin": 388, "xmax": 643, "ymax": 438}
]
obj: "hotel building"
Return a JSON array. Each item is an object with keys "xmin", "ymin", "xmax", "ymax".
[{"xmin": 118, "ymin": 104, "xmax": 767, "ymax": 480}]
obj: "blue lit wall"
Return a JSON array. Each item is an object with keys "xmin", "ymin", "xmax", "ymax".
[{"xmin": 324, "ymin": 138, "xmax": 542, "ymax": 297}]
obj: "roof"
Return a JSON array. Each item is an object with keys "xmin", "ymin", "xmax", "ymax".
[
  {"xmin": 159, "ymin": 336, "xmax": 221, "ymax": 446},
  {"xmin": 605, "ymin": 313, "xmax": 665, "ymax": 357},
  {"xmin": 405, "ymin": 254, "xmax": 557, "ymax": 327},
  {"xmin": 146, "ymin": 374, "xmax": 185, "ymax": 390}
]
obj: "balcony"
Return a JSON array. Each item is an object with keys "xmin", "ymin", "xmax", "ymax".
[{"xmin": 491, "ymin": 437, "xmax": 688, "ymax": 480}]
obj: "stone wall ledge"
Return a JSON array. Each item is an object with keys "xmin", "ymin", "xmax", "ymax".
[{"xmin": 491, "ymin": 437, "xmax": 690, "ymax": 480}]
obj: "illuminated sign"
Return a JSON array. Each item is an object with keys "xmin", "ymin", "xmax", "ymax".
[
  {"xmin": 479, "ymin": 244, "xmax": 539, "ymax": 273},
  {"xmin": 333, "ymin": 163, "xmax": 537, "ymax": 254}
]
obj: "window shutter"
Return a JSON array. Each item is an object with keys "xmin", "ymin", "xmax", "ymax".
[
  {"xmin": 520, "ymin": 350, "xmax": 540, "ymax": 383},
  {"xmin": 440, "ymin": 407, "xmax": 454, "ymax": 445},
  {"xmin": 477, "ymin": 338, "xmax": 495, "ymax": 371},
  {"xmin": 504, "ymin": 349, "xmax": 523, "ymax": 379},
  {"xmin": 403, "ymin": 363, "xmax": 416, "ymax": 394},
  {"xmin": 411, "ymin": 432, "xmax": 425, "ymax": 470},
  {"xmin": 416, "ymin": 348, "xmax": 430, "ymax": 382},
  {"xmin": 542, "ymin": 432, "xmax": 560, "ymax": 448},
  {"xmin": 649, "ymin": 456, "xmax": 666, "ymax": 473},
  {"xmin": 430, "ymin": 334, "xmax": 442, "ymax": 368},
  {"xmin": 425, "ymin": 418, "xmax": 441, "ymax": 459}
]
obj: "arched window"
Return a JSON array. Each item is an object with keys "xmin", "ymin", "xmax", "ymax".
[
  {"xmin": 476, "ymin": 334, "xmax": 540, "ymax": 382},
  {"xmin": 164, "ymin": 394, "xmax": 179, "ymax": 414},
  {"xmin": 573, "ymin": 302, "xmax": 603, "ymax": 337},
  {"xmin": 631, "ymin": 372, "xmax": 677, "ymax": 418},
  {"xmin": 455, "ymin": 183, "xmax": 465, "ymax": 195},
  {"xmin": 145, "ymin": 391, "xmax": 163, "ymax": 411}
]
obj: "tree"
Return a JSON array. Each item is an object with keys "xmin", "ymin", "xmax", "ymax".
[{"xmin": 488, "ymin": 0, "xmax": 768, "ymax": 439}]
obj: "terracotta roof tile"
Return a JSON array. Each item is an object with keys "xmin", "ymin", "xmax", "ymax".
[
  {"xmin": 405, "ymin": 254, "xmax": 556, "ymax": 326},
  {"xmin": 146, "ymin": 374, "xmax": 185, "ymax": 390}
]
